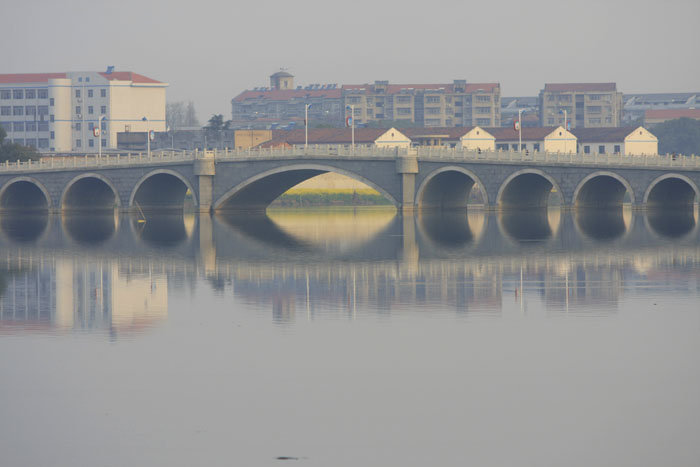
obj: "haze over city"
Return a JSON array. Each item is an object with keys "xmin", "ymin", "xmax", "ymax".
[{"xmin": 5, "ymin": 0, "xmax": 699, "ymax": 119}]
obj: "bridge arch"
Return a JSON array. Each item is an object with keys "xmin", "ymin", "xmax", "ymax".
[
  {"xmin": 129, "ymin": 169, "xmax": 198, "ymax": 211},
  {"xmin": 573, "ymin": 171, "xmax": 635, "ymax": 208},
  {"xmin": 496, "ymin": 168, "xmax": 562, "ymax": 209},
  {"xmin": 643, "ymin": 173, "xmax": 699, "ymax": 208},
  {"xmin": 0, "ymin": 176, "xmax": 52, "ymax": 211},
  {"xmin": 416, "ymin": 166, "xmax": 488, "ymax": 210},
  {"xmin": 213, "ymin": 164, "xmax": 399, "ymax": 211},
  {"xmin": 61, "ymin": 173, "xmax": 121, "ymax": 211}
]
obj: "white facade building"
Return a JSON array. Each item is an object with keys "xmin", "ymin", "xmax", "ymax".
[{"xmin": 0, "ymin": 70, "xmax": 167, "ymax": 152}]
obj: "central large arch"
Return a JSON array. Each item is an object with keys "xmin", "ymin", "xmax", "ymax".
[
  {"xmin": 573, "ymin": 171, "xmax": 635, "ymax": 208},
  {"xmin": 416, "ymin": 166, "xmax": 488, "ymax": 210},
  {"xmin": 496, "ymin": 169, "xmax": 562, "ymax": 209},
  {"xmin": 213, "ymin": 164, "xmax": 399, "ymax": 212}
]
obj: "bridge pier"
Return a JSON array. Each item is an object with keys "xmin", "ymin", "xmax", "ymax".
[
  {"xmin": 194, "ymin": 155, "xmax": 215, "ymax": 213},
  {"xmin": 397, "ymin": 156, "xmax": 418, "ymax": 213}
]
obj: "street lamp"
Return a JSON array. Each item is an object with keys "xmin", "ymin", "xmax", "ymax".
[
  {"xmin": 98, "ymin": 115, "xmax": 106, "ymax": 157},
  {"xmin": 142, "ymin": 116, "xmax": 150, "ymax": 158},
  {"xmin": 517, "ymin": 108, "xmax": 523, "ymax": 153},
  {"xmin": 345, "ymin": 104, "xmax": 355, "ymax": 149},
  {"xmin": 305, "ymin": 103, "xmax": 312, "ymax": 149}
]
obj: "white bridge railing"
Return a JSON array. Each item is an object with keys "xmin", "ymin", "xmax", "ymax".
[{"xmin": 0, "ymin": 145, "xmax": 698, "ymax": 173}]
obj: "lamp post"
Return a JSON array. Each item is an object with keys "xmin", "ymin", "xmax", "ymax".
[
  {"xmin": 518, "ymin": 108, "xmax": 523, "ymax": 153},
  {"xmin": 345, "ymin": 104, "xmax": 355, "ymax": 149},
  {"xmin": 98, "ymin": 115, "xmax": 106, "ymax": 157},
  {"xmin": 142, "ymin": 116, "xmax": 150, "ymax": 158},
  {"xmin": 305, "ymin": 103, "xmax": 312, "ymax": 149}
]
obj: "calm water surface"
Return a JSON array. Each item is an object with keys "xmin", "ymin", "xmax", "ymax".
[{"xmin": 0, "ymin": 207, "xmax": 699, "ymax": 467}]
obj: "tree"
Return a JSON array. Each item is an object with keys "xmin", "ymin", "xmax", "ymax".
[
  {"xmin": 204, "ymin": 114, "xmax": 232, "ymax": 131},
  {"xmin": 166, "ymin": 101, "xmax": 185, "ymax": 130},
  {"xmin": 0, "ymin": 125, "xmax": 39, "ymax": 162},
  {"xmin": 652, "ymin": 118, "xmax": 700, "ymax": 156},
  {"xmin": 184, "ymin": 101, "xmax": 199, "ymax": 127}
]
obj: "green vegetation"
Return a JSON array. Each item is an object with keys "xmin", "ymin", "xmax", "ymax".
[
  {"xmin": 0, "ymin": 126, "xmax": 39, "ymax": 162},
  {"xmin": 271, "ymin": 188, "xmax": 392, "ymax": 207},
  {"xmin": 204, "ymin": 114, "xmax": 232, "ymax": 131},
  {"xmin": 653, "ymin": 118, "xmax": 700, "ymax": 156}
]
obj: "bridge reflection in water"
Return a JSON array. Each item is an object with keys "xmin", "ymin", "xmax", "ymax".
[{"xmin": 0, "ymin": 206, "xmax": 698, "ymax": 333}]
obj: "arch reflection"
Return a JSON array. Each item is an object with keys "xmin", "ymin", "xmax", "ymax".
[
  {"xmin": 132, "ymin": 213, "xmax": 194, "ymax": 248},
  {"xmin": 0, "ymin": 214, "xmax": 48, "ymax": 243},
  {"xmin": 498, "ymin": 209, "xmax": 559, "ymax": 243},
  {"xmin": 63, "ymin": 213, "xmax": 118, "ymax": 245},
  {"xmin": 575, "ymin": 208, "xmax": 633, "ymax": 241},
  {"xmin": 645, "ymin": 209, "xmax": 697, "ymax": 239},
  {"xmin": 417, "ymin": 210, "xmax": 486, "ymax": 248}
]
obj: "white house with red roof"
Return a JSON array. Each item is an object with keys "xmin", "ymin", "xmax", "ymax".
[{"xmin": 0, "ymin": 70, "xmax": 167, "ymax": 152}]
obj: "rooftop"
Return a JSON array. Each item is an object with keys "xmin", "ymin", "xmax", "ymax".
[
  {"xmin": 644, "ymin": 109, "xmax": 700, "ymax": 119},
  {"xmin": 0, "ymin": 71, "xmax": 164, "ymax": 84},
  {"xmin": 543, "ymin": 83, "xmax": 617, "ymax": 92}
]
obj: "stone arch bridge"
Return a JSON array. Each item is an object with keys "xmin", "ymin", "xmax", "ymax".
[{"xmin": 0, "ymin": 146, "xmax": 699, "ymax": 213}]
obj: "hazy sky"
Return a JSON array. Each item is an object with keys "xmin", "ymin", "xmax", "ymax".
[{"xmin": 5, "ymin": 0, "xmax": 699, "ymax": 121}]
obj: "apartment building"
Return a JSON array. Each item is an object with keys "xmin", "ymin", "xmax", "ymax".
[
  {"xmin": 342, "ymin": 80, "xmax": 501, "ymax": 127},
  {"xmin": 231, "ymin": 72, "xmax": 342, "ymax": 127},
  {"xmin": 0, "ymin": 70, "xmax": 167, "ymax": 152},
  {"xmin": 539, "ymin": 83, "xmax": 623, "ymax": 129}
]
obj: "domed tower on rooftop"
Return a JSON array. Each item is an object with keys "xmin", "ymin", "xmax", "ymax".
[{"xmin": 270, "ymin": 70, "xmax": 294, "ymax": 90}]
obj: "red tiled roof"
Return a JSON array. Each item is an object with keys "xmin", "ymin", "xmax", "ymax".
[
  {"xmin": 487, "ymin": 127, "xmax": 562, "ymax": 141},
  {"xmin": 402, "ymin": 127, "xmax": 475, "ymax": 139},
  {"xmin": 572, "ymin": 127, "xmax": 646, "ymax": 142},
  {"xmin": 233, "ymin": 89, "xmax": 342, "ymax": 102},
  {"xmin": 644, "ymin": 109, "xmax": 700, "ymax": 119},
  {"xmin": 258, "ymin": 128, "xmax": 397, "ymax": 146},
  {"xmin": 544, "ymin": 83, "xmax": 617, "ymax": 92},
  {"xmin": 98, "ymin": 71, "xmax": 163, "ymax": 84},
  {"xmin": 0, "ymin": 73, "xmax": 67, "ymax": 84}
]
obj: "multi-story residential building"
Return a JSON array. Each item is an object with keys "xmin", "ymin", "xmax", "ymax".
[
  {"xmin": 0, "ymin": 70, "xmax": 167, "ymax": 152},
  {"xmin": 341, "ymin": 80, "xmax": 501, "ymax": 127},
  {"xmin": 231, "ymin": 72, "xmax": 342, "ymax": 128},
  {"xmin": 539, "ymin": 83, "xmax": 623, "ymax": 129}
]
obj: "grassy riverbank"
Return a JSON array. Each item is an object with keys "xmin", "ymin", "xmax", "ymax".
[{"xmin": 270, "ymin": 188, "xmax": 392, "ymax": 207}]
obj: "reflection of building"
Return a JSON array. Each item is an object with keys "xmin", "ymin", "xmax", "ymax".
[
  {"xmin": 0, "ymin": 258, "xmax": 167, "ymax": 335},
  {"xmin": 0, "ymin": 70, "xmax": 167, "ymax": 152}
]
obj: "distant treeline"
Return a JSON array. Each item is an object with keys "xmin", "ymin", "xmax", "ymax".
[{"xmin": 271, "ymin": 189, "xmax": 392, "ymax": 207}]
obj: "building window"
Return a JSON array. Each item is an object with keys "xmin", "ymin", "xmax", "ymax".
[
  {"xmin": 85, "ymin": 77, "xmax": 90, "ymax": 82},
  {"xmin": 75, "ymin": 122, "xmax": 81, "ymax": 131},
  {"xmin": 101, "ymin": 121, "xmax": 106, "ymax": 130},
  {"xmin": 496, "ymin": 144, "xmax": 509, "ymax": 150},
  {"xmin": 49, "ymin": 98, "xmax": 54, "ymax": 106},
  {"xmin": 38, "ymin": 105, "xmax": 48, "ymax": 115},
  {"xmin": 13, "ymin": 106, "xmax": 23, "ymax": 116},
  {"xmin": 26, "ymin": 122, "xmax": 36, "ymax": 131},
  {"xmin": 75, "ymin": 89, "xmax": 81, "ymax": 98},
  {"xmin": 88, "ymin": 122, "xmax": 94, "ymax": 130},
  {"xmin": 100, "ymin": 105, "xmax": 106, "ymax": 114},
  {"xmin": 50, "ymin": 131, "xmax": 55, "ymax": 140},
  {"xmin": 49, "ymin": 114, "xmax": 54, "ymax": 122},
  {"xmin": 587, "ymin": 106, "xmax": 602, "ymax": 113},
  {"xmin": 584, "ymin": 145, "xmax": 590, "ymax": 154},
  {"xmin": 476, "ymin": 107, "xmax": 491, "ymax": 114},
  {"xmin": 475, "ymin": 95, "xmax": 491, "ymax": 103},
  {"xmin": 75, "ymin": 106, "xmax": 81, "ymax": 115},
  {"xmin": 88, "ymin": 89, "xmax": 93, "ymax": 98},
  {"xmin": 13, "ymin": 89, "xmax": 23, "ymax": 99},
  {"xmin": 0, "ymin": 90, "xmax": 10, "ymax": 100},
  {"xmin": 511, "ymin": 144, "xmax": 518, "ymax": 150},
  {"xmin": 533, "ymin": 143, "xmax": 540, "ymax": 151},
  {"xmin": 347, "ymin": 97, "xmax": 361, "ymax": 104},
  {"xmin": 426, "ymin": 107, "xmax": 441, "ymax": 115},
  {"xmin": 38, "ymin": 138, "xmax": 49, "ymax": 148},
  {"xmin": 25, "ymin": 106, "xmax": 36, "ymax": 116},
  {"xmin": 598, "ymin": 145, "xmax": 605, "ymax": 154},
  {"xmin": 589, "ymin": 118, "xmax": 601, "ymax": 124},
  {"xmin": 0, "ymin": 122, "xmax": 10, "ymax": 132},
  {"xmin": 476, "ymin": 118, "xmax": 491, "ymax": 125},
  {"xmin": 0, "ymin": 106, "xmax": 9, "ymax": 116},
  {"xmin": 589, "ymin": 95, "xmax": 602, "ymax": 100},
  {"xmin": 76, "ymin": 139, "xmax": 81, "ymax": 147},
  {"xmin": 547, "ymin": 118, "xmax": 555, "ymax": 125},
  {"xmin": 614, "ymin": 145, "xmax": 621, "ymax": 154},
  {"xmin": 13, "ymin": 122, "xmax": 24, "ymax": 132},
  {"xmin": 396, "ymin": 96, "xmax": 411, "ymax": 104},
  {"xmin": 396, "ymin": 107, "xmax": 411, "ymax": 115},
  {"xmin": 25, "ymin": 89, "xmax": 36, "ymax": 99},
  {"xmin": 38, "ymin": 89, "xmax": 48, "ymax": 99},
  {"xmin": 88, "ymin": 106, "xmax": 94, "ymax": 114},
  {"xmin": 101, "ymin": 138, "xmax": 106, "ymax": 147},
  {"xmin": 25, "ymin": 138, "xmax": 37, "ymax": 147},
  {"xmin": 89, "ymin": 139, "xmax": 94, "ymax": 148},
  {"xmin": 38, "ymin": 122, "xmax": 48, "ymax": 131},
  {"xmin": 426, "ymin": 96, "xmax": 441, "ymax": 103},
  {"xmin": 100, "ymin": 89, "xmax": 106, "ymax": 98}
]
